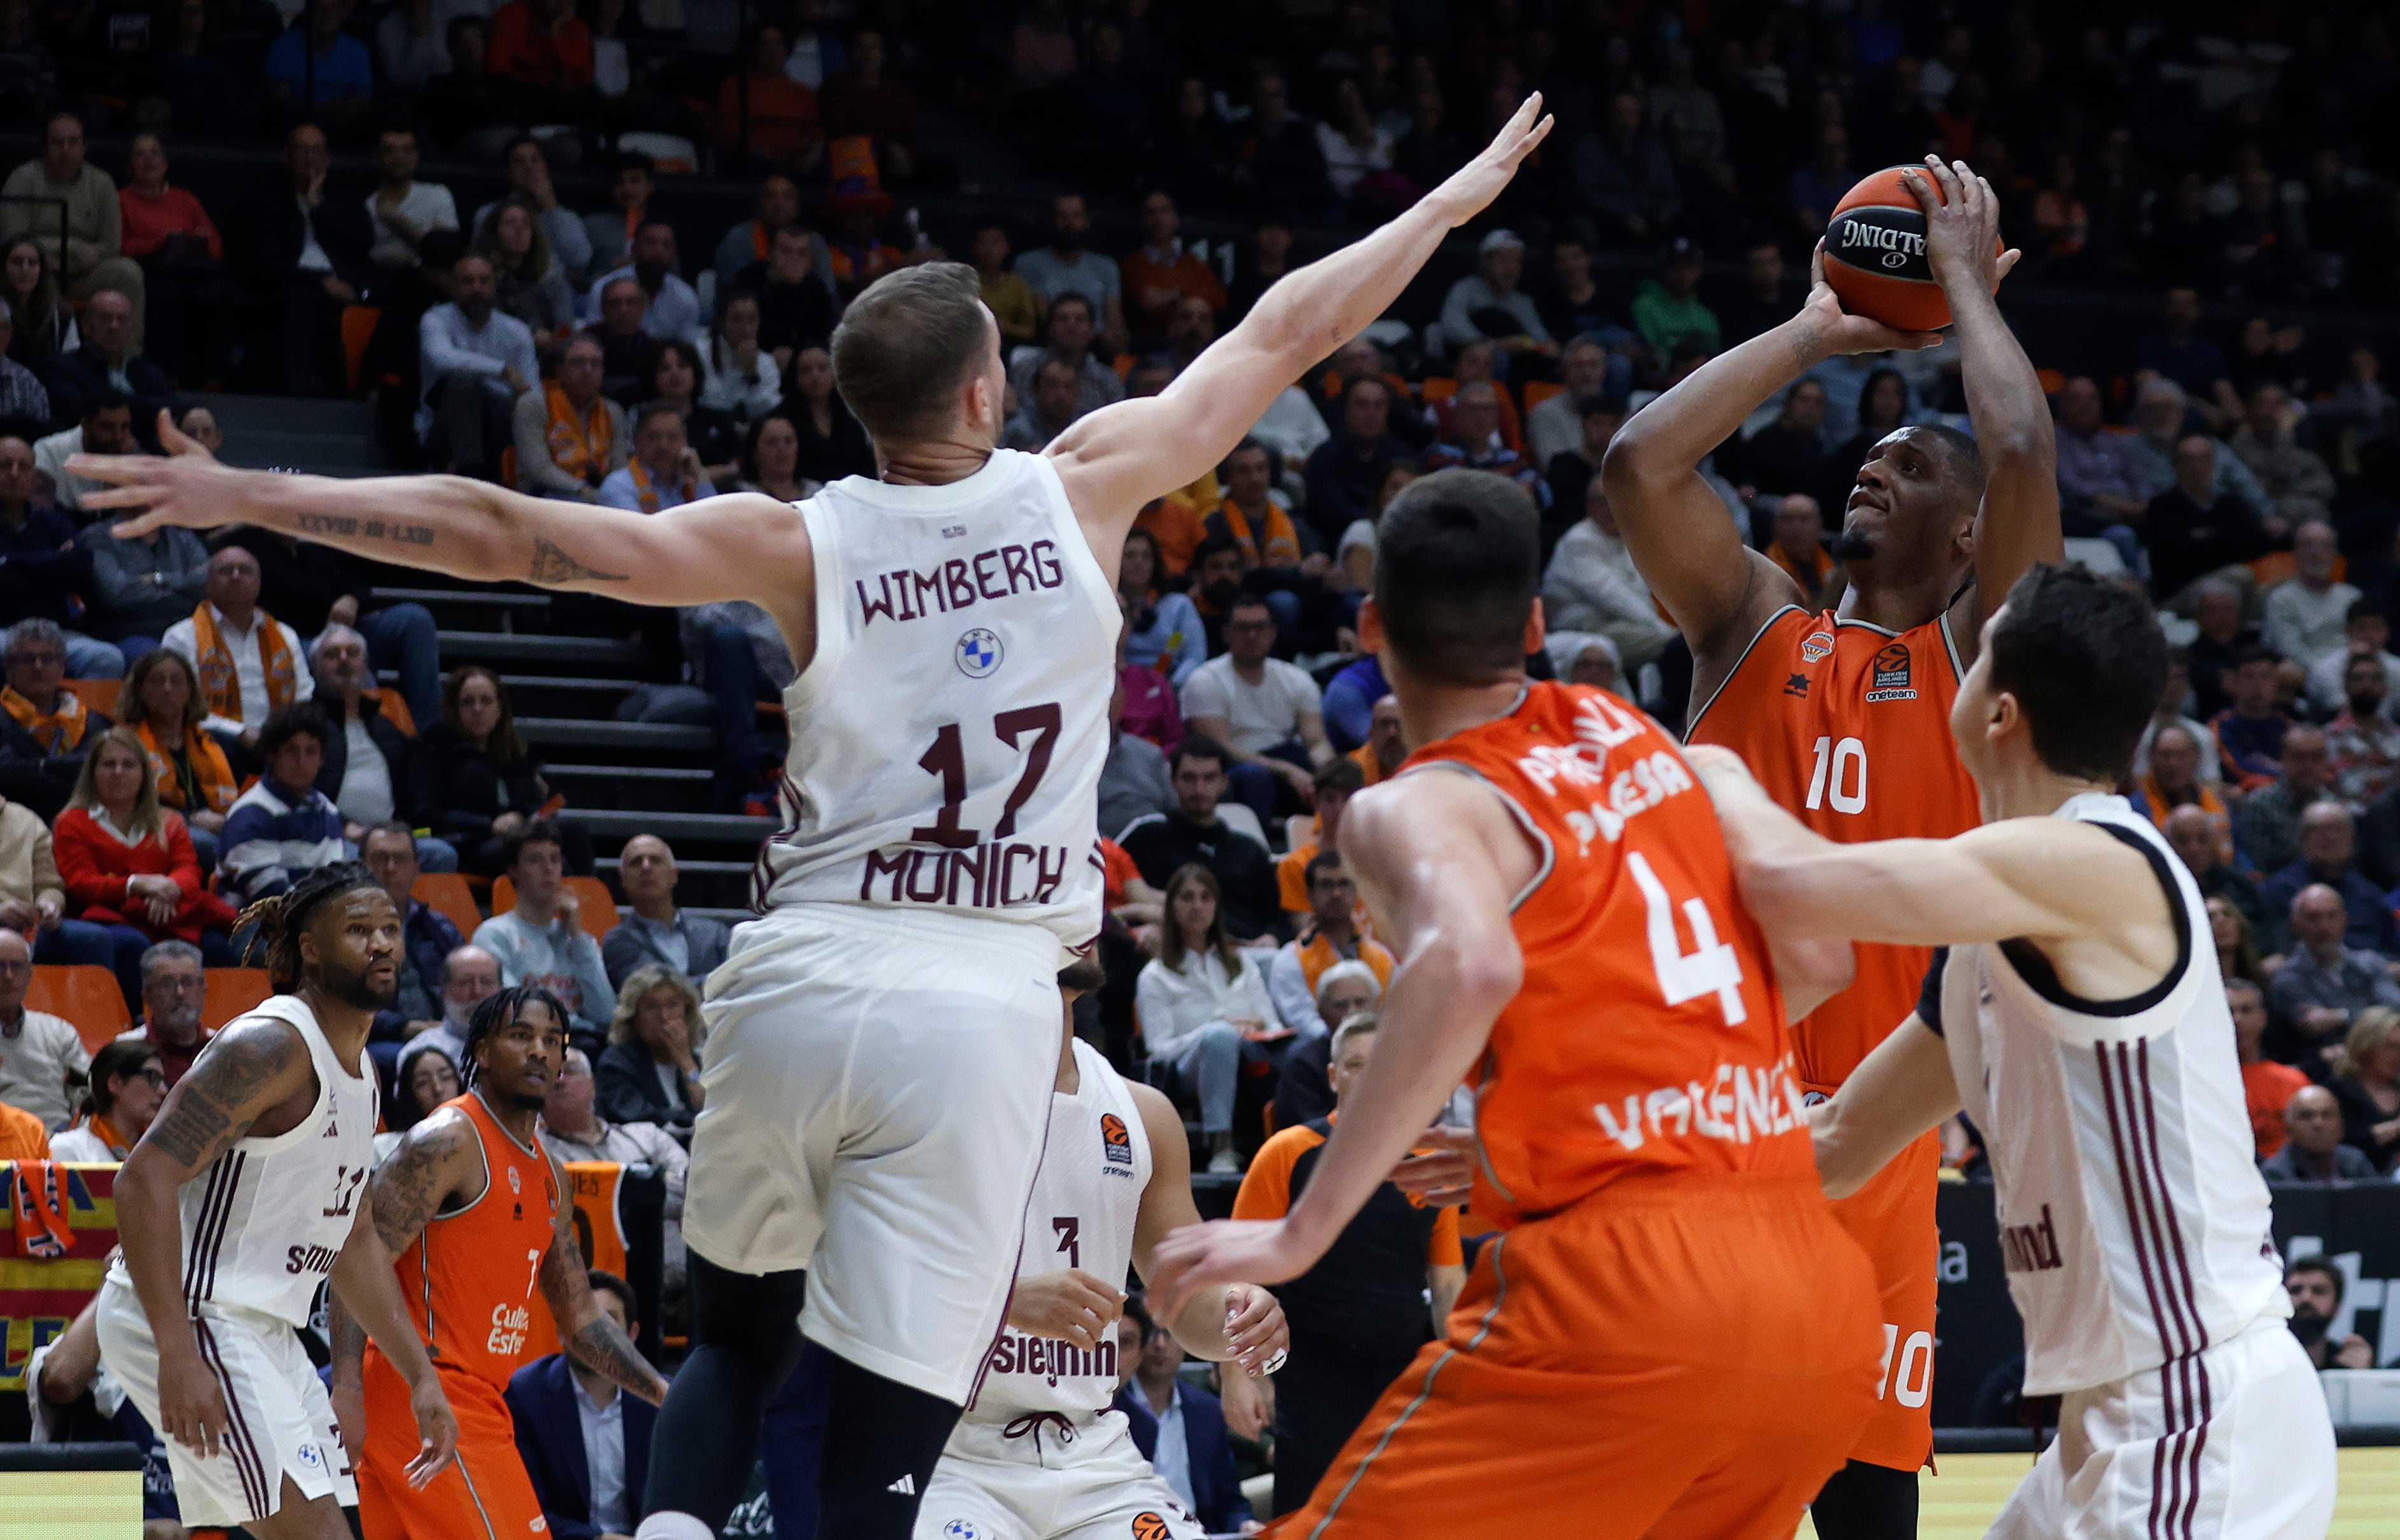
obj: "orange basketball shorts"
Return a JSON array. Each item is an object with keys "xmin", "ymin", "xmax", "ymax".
[
  {"xmin": 1825, "ymin": 1127, "xmax": 1943, "ymax": 1473},
  {"xmin": 1268, "ymin": 1169, "xmax": 1882, "ymax": 1540},
  {"xmin": 358, "ymin": 1350, "xmax": 548, "ymax": 1540}
]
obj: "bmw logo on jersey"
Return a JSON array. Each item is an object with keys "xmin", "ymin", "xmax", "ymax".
[{"xmin": 956, "ymin": 628, "xmax": 1005, "ymax": 678}]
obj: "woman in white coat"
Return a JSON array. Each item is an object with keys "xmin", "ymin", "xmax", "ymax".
[{"xmin": 1136, "ymin": 863, "xmax": 1278, "ymax": 1174}]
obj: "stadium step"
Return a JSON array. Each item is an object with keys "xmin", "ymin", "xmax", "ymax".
[
  {"xmin": 199, "ymin": 392, "xmax": 387, "ymax": 476},
  {"xmin": 545, "ymin": 761, "xmax": 715, "ymax": 814},
  {"xmin": 516, "ymin": 718, "xmax": 715, "ymax": 754},
  {"xmin": 372, "ymin": 588, "xmax": 552, "ymax": 628},
  {"xmin": 432, "ymin": 632, "xmax": 650, "ymax": 669},
  {"xmin": 545, "ymin": 763, "xmax": 714, "ymax": 784}
]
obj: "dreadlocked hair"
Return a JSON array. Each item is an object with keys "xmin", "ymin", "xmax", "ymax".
[
  {"xmin": 459, "ymin": 982, "xmax": 572, "ymax": 1092},
  {"xmin": 232, "ymin": 862, "xmax": 382, "ymax": 990}
]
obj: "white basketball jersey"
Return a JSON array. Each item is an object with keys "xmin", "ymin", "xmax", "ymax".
[
  {"xmin": 1937, "ymin": 793, "xmax": 2287, "ymax": 1396},
  {"xmin": 753, "ymin": 450, "xmax": 1118, "ymax": 950},
  {"xmin": 966, "ymin": 1039, "xmax": 1151, "ymax": 1425},
  {"xmin": 106, "ymin": 996, "xmax": 380, "ymax": 1328}
]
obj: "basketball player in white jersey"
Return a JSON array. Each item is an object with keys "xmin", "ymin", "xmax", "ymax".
[
  {"xmin": 69, "ymin": 94, "xmax": 1551, "ymax": 1540},
  {"xmin": 97, "ymin": 864, "xmax": 461, "ymax": 1538},
  {"xmin": 916, "ymin": 960, "xmax": 1288, "ymax": 1540},
  {"xmin": 1689, "ymin": 564, "xmax": 2338, "ymax": 1540}
]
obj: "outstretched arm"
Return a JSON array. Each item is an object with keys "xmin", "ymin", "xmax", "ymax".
[
  {"xmin": 536, "ymin": 1150, "xmax": 670, "ymax": 1405},
  {"xmin": 1147, "ymin": 771, "xmax": 1528, "ymax": 1318},
  {"xmin": 71, "ymin": 415, "xmax": 816, "ymax": 653},
  {"xmin": 1813, "ymin": 1012, "xmax": 1960, "ymax": 1199},
  {"xmin": 1905, "ymin": 159, "xmax": 2061, "ymax": 641},
  {"xmin": 1047, "ymin": 96, "xmax": 1554, "ymax": 569},
  {"xmin": 1602, "ymin": 250, "xmax": 1944, "ymax": 657}
]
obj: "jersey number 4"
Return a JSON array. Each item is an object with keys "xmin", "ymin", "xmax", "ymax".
[
  {"xmin": 1628, "ymin": 852, "xmax": 1747, "ymax": 1026},
  {"xmin": 911, "ymin": 705, "xmax": 1063, "ymax": 849}
]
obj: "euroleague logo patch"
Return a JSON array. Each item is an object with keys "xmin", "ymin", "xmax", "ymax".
[
  {"xmin": 1865, "ymin": 642, "xmax": 1916, "ymax": 702},
  {"xmin": 1800, "ymin": 630, "xmax": 1835, "ymax": 663},
  {"xmin": 1101, "ymin": 1112, "xmax": 1134, "ymax": 1166},
  {"xmin": 1132, "ymin": 1515, "xmax": 1174, "ymax": 1540},
  {"xmin": 956, "ymin": 627, "xmax": 1004, "ymax": 678}
]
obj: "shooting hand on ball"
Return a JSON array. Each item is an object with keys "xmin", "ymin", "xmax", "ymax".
[
  {"xmin": 1902, "ymin": 156, "xmax": 2021, "ymax": 303},
  {"xmin": 1802, "ymin": 242, "xmax": 1945, "ymax": 357}
]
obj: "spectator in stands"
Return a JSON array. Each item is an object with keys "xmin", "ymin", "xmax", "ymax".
[
  {"xmin": 674, "ymin": 592, "xmax": 794, "ymax": 810},
  {"xmin": 162, "ymin": 545, "xmax": 311, "ymax": 756},
  {"xmin": 0, "ymin": 113, "xmax": 146, "ymax": 323},
  {"xmin": 2263, "ymin": 1086, "xmax": 2381, "ymax": 1183},
  {"xmin": 0, "ymin": 303, "xmax": 49, "ymax": 426},
  {"xmin": 2268, "ymin": 883, "xmax": 2400, "ymax": 1064},
  {"xmin": 394, "ymin": 1036, "xmax": 461, "ymax": 1128},
  {"xmin": 420, "ymin": 253, "xmax": 536, "ymax": 478},
  {"xmin": 2165, "ymin": 803, "xmax": 2266, "ymax": 940},
  {"xmin": 2230, "ymin": 980, "xmax": 2307, "ymax": 1160},
  {"xmin": 698, "ymin": 292, "xmax": 781, "ymax": 420},
  {"xmin": 1002, "ymin": 356, "xmax": 1081, "ymax": 451},
  {"xmin": 2262, "ymin": 521, "xmax": 2358, "ymax": 672},
  {"xmin": 0, "ymin": 618, "xmax": 113, "ymax": 823},
  {"xmin": 2122, "ymin": 378, "xmax": 2271, "ymax": 518},
  {"xmin": 414, "ymin": 941, "xmax": 501, "ymax": 1067},
  {"xmin": 474, "ymin": 819, "xmax": 614, "ymax": 1040},
  {"xmin": 1117, "ymin": 527, "xmax": 1204, "ymax": 684},
  {"xmin": 639, "ymin": 340, "xmax": 742, "ymax": 485},
  {"xmin": 413, "ymin": 665, "xmax": 563, "ymax": 877},
  {"xmin": 43, "ymin": 286, "xmax": 174, "ymax": 436},
  {"xmin": 1766, "ymin": 494, "xmax": 1837, "ymax": 610},
  {"xmin": 2129, "ymin": 723, "xmax": 2226, "ymax": 830},
  {"xmin": 2329, "ymin": 1008, "xmax": 2400, "ymax": 1174},
  {"xmin": 602, "ymin": 834, "xmax": 728, "ymax": 989},
  {"xmin": 2326, "ymin": 654, "xmax": 2400, "ymax": 806},
  {"xmin": 1113, "ymin": 1296, "xmax": 1253, "ymax": 1534},
  {"xmin": 49, "ymin": 1039, "xmax": 162, "ymax": 1160},
  {"xmin": 34, "ymin": 389, "xmax": 139, "ymax": 517},
  {"xmin": 1101, "ymin": 668, "xmax": 1175, "ymax": 839},
  {"xmin": 1525, "ymin": 340, "xmax": 1612, "ymax": 471},
  {"xmin": 1266, "ymin": 854, "xmax": 1393, "ymax": 1040},
  {"xmin": 1737, "ymin": 377, "xmax": 1834, "ymax": 501},
  {"xmin": 1136, "ymin": 863, "xmax": 1276, "ymax": 1174},
  {"xmin": 1435, "ymin": 229, "xmax": 1551, "ymax": 364},
  {"xmin": 514, "ymin": 334, "xmax": 626, "ymax": 502},
  {"xmin": 1123, "ymin": 191, "xmax": 1225, "ymax": 338},
  {"xmin": 540, "ymin": 1044, "xmax": 686, "ymax": 1198},
  {"xmin": 2211, "ymin": 648, "xmax": 2291, "ymax": 791},
  {"xmin": 968, "ymin": 217, "xmax": 1040, "ymax": 350},
  {"xmin": 601, "ymin": 402, "xmax": 715, "ymax": 512},
  {"xmin": 78, "ymin": 491, "xmax": 209, "ymax": 658},
  {"xmin": 744, "ymin": 226, "xmax": 841, "ymax": 366},
  {"xmin": 2238, "ymin": 726, "xmax": 2333, "ymax": 880},
  {"xmin": 476, "ymin": 139, "xmax": 592, "ymax": 288},
  {"xmin": 584, "ymin": 277, "xmax": 662, "ymax": 406},
  {"xmin": 2283, "ymin": 1257, "xmax": 2377, "ymax": 1370},
  {"xmin": 2051, "ymin": 375, "xmax": 2147, "ymax": 554},
  {"xmin": 2142, "ymin": 436, "xmax": 2273, "ymax": 604},
  {"xmin": 715, "ymin": 176, "xmax": 807, "ymax": 297},
  {"xmin": 785, "ymin": 343, "xmax": 876, "ymax": 484},
  {"xmin": 1182, "ymin": 594, "xmax": 1332, "ymax": 826},
  {"xmin": 506, "ymin": 1266, "xmax": 660, "ymax": 1537},
  {"xmin": 716, "ymin": 23, "xmax": 827, "ymax": 169},
  {"xmin": 1118, "ymin": 740, "xmax": 1280, "ymax": 942},
  {"xmin": 1303, "ymin": 378, "xmax": 1413, "ymax": 551},
  {"xmin": 2135, "ymin": 650, "xmax": 2224, "ymax": 789},
  {"xmin": 1539, "ymin": 395, "xmax": 1626, "ymax": 558},
  {"xmin": 473, "ymin": 197, "xmax": 577, "ymax": 342},
  {"xmin": 1008, "ymin": 292, "xmax": 1123, "ymax": 420},
  {"xmin": 1423, "ymin": 382, "xmax": 1545, "ymax": 508},
  {"xmin": 1630, "ymin": 237, "xmax": 1720, "ymax": 359},
  {"xmin": 0, "ymin": 1085, "xmax": 46, "ymax": 1157},
  {"xmin": 2261, "ymin": 803, "xmax": 2397, "ymax": 954},
  {"xmin": 218, "ymin": 704, "xmax": 344, "ymax": 905},
  {"xmin": 1270, "ymin": 968, "xmax": 1382, "ymax": 1131},
  {"xmin": 1, "ymin": 239, "xmax": 69, "ymax": 368},
  {"xmin": 488, "ymin": 0, "xmax": 595, "ymax": 92},
  {"xmin": 590, "ymin": 223, "xmax": 702, "ymax": 345},
  {"xmin": 1543, "ymin": 476, "xmax": 1677, "ymax": 672},
  {"xmin": 823, "ymin": 28, "xmax": 919, "ymax": 181},
  {"xmin": 358, "ymin": 820, "xmax": 461, "ymax": 1053},
  {"xmin": 1717, "ymin": 238, "xmax": 1803, "ymax": 347},
  {"xmin": 1274, "ymin": 759, "xmax": 1362, "ymax": 917},
  {"xmin": 262, "ymin": 0, "xmax": 373, "ymax": 122},
  {"xmin": 114, "ymin": 135, "xmax": 225, "ymax": 390},
  {"xmin": 582, "ymin": 153, "xmax": 653, "ymax": 277},
  {"xmin": 53, "ymin": 726, "xmax": 238, "ymax": 998},
  {"xmin": 597, "ymin": 963, "xmax": 703, "ymax": 1136},
  {"xmin": 257, "ymin": 123, "xmax": 374, "ymax": 398},
  {"xmin": 114, "ymin": 649, "xmax": 232, "ymax": 865},
  {"xmin": 1357, "ymin": 694, "xmax": 1406, "ymax": 786},
  {"xmin": 0, "ymin": 924, "xmax": 88, "ymax": 1130},
  {"xmin": 365, "ymin": 127, "xmax": 457, "ymax": 274},
  {"xmin": 2230, "ymin": 384, "xmax": 2333, "ymax": 530},
  {"xmin": 116, "ymin": 938, "xmax": 207, "ymax": 1086},
  {"xmin": 304, "ymin": 625, "xmax": 442, "ymax": 866},
  {"xmin": 1573, "ymin": 89, "xmax": 1680, "ymax": 245},
  {"xmin": 1015, "ymin": 193, "xmax": 1126, "ymax": 349},
  {"xmin": 1239, "ymin": 69, "xmax": 1331, "ymax": 222},
  {"xmin": 2307, "ymin": 600, "xmax": 2400, "ymax": 718},
  {"xmin": 1234, "ymin": 1011, "xmax": 1464, "ymax": 1514}
]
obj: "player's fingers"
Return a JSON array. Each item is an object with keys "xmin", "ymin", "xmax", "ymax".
[
  {"xmin": 1995, "ymin": 247, "xmax": 2022, "ymax": 282},
  {"xmin": 156, "ymin": 408, "xmax": 194, "ymax": 456},
  {"xmin": 1898, "ymin": 167, "xmax": 1936, "ymax": 213},
  {"xmin": 1923, "ymin": 154, "xmax": 1963, "ymax": 205}
]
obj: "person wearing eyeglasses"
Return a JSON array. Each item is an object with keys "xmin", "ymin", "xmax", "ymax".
[
  {"xmin": 50, "ymin": 1038, "xmax": 164, "ymax": 1160},
  {"xmin": 0, "ymin": 923, "xmax": 89, "ymax": 1128},
  {"xmin": 112, "ymin": 938, "xmax": 208, "ymax": 1086}
]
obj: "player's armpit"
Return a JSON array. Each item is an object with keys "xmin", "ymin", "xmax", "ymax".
[
  {"xmin": 1815, "ymin": 1015, "xmax": 1960, "ymax": 1200},
  {"xmin": 364, "ymin": 1109, "xmax": 475, "ymax": 1258}
]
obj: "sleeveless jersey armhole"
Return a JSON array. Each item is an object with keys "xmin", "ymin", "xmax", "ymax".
[
  {"xmin": 1026, "ymin": 452, "xmax": 1126, "ymax": 638},
  {"xmin": 1993, "ymin": 824, "xmax": 2193, "ymax": 1018},
  {"xmin": 1684, "ymin": 604, "xmax": 1805, "ymax": 739},
  {"xmin": 781, "ymin": 493, "xmax": 844, "ymax": 711},
  {"xmin": 1393, "ymin": 760, "xmax": 1554, "ymax": 912},
  {"xmin": 1917, "ymin": 947, "xmax": 1950, "ymax": 1037}
]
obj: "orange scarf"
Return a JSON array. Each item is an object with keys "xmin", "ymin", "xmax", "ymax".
[
  {"xmin": 2138, "ymin": 772, "xmax": 2227, "ymax": 829},
  {"xmin": 544, "ymin": 382, "xmax": 614, "ymax": 483},
  {"xmin": 627, "ymin": 456, "xmax": 695, "ymax": 513},
  {"xmin": 1214, "ymin": 499, "xmax": 1299, "ymax": 566},
  {"xmin": 190, "ymin": 603, "xmax": 297, "ymax": 725},
  {"xmin": 1, "ymin": 685, "xmax": 87, "ymax": 753},
  {"xmin": 69, "ymin": 1113, "xmax": 127, "ymax": 1159},
  {"xmin": 136, "ymin": 719, "xmax": 237, "ymax": 815}
]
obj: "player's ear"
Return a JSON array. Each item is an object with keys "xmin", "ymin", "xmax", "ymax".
[
  {"xmin": 1357, "ymin": 597, "xmax": 1387, "ymax": 656},
  {"xmin": 1523, "ymin": 597, "xmax": 1546, "ymax": 656},
  {"xmin": 1987, "ymin": 688, "xmax": 2023, "ymax": 749}
]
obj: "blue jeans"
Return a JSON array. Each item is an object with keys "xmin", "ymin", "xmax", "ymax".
[
  {"xmin": 62, "ymin": 632, "xmax": 125, "ymax": 681},
  {"xmin": 1225, "ymin": 739, "xmax": 1314, "ymax": 831},
  {"xmin": 701, "ymin": 622, "xmax": 782, "ymax": 810},
  {"xmin": 1160, "ymin": 1020, "xmax": 1273, "ymax": 1134},
  {"xmin": 356, "ymin": 603, "xmax": 441, "ymax": 731},
  {"xmin": 116, "ymin": 635, "xmax": 162, "ymax": 670}
]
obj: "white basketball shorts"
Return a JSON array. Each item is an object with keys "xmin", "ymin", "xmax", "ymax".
[
  {"xmin": 688, "ymin": 901, "xmax": 1064, "ymax": 1405},
  {"xmin": 914, "ymin": 1413, "xmax": 1208, "ymax": 1540},
  {"xmin": 94, "ymin": 1275, "xmax": 356, "ymax": 1527},
  {"xmin": 1990, "ymin": 1318, "xmax": 2337, "ymax": 1540}
]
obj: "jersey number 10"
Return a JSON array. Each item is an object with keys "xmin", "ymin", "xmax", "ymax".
[{"xmin": 1804, "ymin": 735, "xmax": 1868, "ymax": 815}]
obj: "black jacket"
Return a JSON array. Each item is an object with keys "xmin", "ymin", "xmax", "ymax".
[
  {"xmin": 43, "ymin": 349, "xmax": 176, "ymax": 440},
  {"xmin": 596, "ymin": 1036, "xmax": 696, "ymax": 1135},
  {"xmin": 1116, "ymin": 810, "xmax": 1285, "ymax": 942},
  {"xmin": 407, "ymin": 721, "xmax": 547, "ymax": 847},
  {"xmin": 309, "ymin": 692, "xmax": 412, "ymax": 822},
  {"xmin": 249, "ymin": 179, "xmax": 375, "ymax": 293},
  {"xmin": 0, "ymin": 708, "xmax": 113, "ymax": 824}
]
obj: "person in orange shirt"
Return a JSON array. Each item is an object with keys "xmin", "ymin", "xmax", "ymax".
[
  {"xmin": 1206, "ymin": 441, "xmax": 1304, "ymax": 569},
  {"xmin": 714, "ymin": 24, "xmax": 825, "ymax": 169},
  {"xmin": 1155, "ymin": 469, "xmax": 1880, "ymax": 1537},
  {"xmin": 1277, "ymin": 758, "xmax": 1366, "ymax": 915},
  {"xmin": 487, "ymin": 0, "xmax": 594, "ymax": 91},
  {"xmin": 1122, "ymin": 191, "xmax": 1227, "ymax": 337},
  {"xmin": 1766, "ymin": 492, "xmax": 1838, "ymax": 609},
  {"xmin": 1603, "ymin": 159, "xmax": 2056, "ymax": 1535},
  {"xmin": 1350, "ymin": 693, "xmax": 1404, "ymax": 786},
  {"xmin": 2229, "ymin": 978, "xmax": 2308, "ymax": 1158},
  {"xmin": 0, "ymin": 1092, "xmax": 48, "ymax": 1159},
  {"xmin": 333, "ymin": 982, "xmax": 666, "ymax": 1540}
]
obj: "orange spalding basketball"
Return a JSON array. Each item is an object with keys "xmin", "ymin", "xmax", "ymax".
[{"xmin": 1822, "ymin": 165, "xmax": 2000, "ymax": 331}]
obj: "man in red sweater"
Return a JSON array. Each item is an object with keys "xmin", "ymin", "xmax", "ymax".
[{"xmin": 115, "ymin": 134, "xmax": 227, "ymax": 387}]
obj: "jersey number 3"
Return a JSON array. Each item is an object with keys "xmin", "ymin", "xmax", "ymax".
[{"xmin": 912, "ymin": 705, "xmax": 1063, "ymax": 849}]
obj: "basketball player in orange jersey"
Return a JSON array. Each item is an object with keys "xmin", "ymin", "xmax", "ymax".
[
  {"xmin": 1151, "ymin": 469, "xmax": 1883, "ymax": 1538},
  {"xmin": 331, "ymin": 983, "xmax": 669, "ymax": 1539},
  {"xmin": 1600, "ymin": 157, "xmax": 2060, "ymax": 1539}
]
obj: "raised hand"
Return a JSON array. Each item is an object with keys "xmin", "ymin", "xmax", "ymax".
[
  {"xmin": 1427, "ymin": 94, "xmax": 1556, "ymax": 228},
  {"xmin": 1900, "ymin": 156, "xmax": 2022, "ymax": 302},
  {"xmin": 1801, "ymin": 241, "xmax": 1947, "ymax": 357},
  {"xmin": 72, "ymin": 409, "xmax": 239, "ymax": 540},
  {"xmin": 1148, "ymin": 1217, "xmax": 1322, "ymax": 1324}
]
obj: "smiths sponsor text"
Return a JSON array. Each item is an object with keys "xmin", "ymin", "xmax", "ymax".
[{"xmin": 855, "ymin": 540, "xmax": 1065, "ymax": 628}]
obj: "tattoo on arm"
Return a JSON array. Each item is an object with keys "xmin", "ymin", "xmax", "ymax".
[
  {"xmin": 139, "ymin": 1022, "xmax": 298, "ymax": 1171},
  {"xmin": 327, "ymin": 1289, "xmax": 368, "ymax": 1379},
  {"xmin": 529, "ymin": 536, "xmax": 629, "ymax": 585},
  {"xmin": 295, "ymin": 511, "xmax": 438, "ymax": 549},
  {"xmin": 540, "ymin": 1231, "xmax": 665, "ymax": 1403},
  {"xmin": 368, "ymin": 1120, "xmax": 468, "ymax": 1257}
]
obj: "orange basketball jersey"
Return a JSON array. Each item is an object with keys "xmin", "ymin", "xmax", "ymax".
[
  {"xmin": 1407, "ymin": 681, "xmax": 1815, "ymax": 1228},
  {"xmin": 1686, "ymin": 607, "xmax": 1981, "ymax": 1092},
  {"xmin": 392, "ymin": 1091, "xmax": 561, "ymax": 1390}
]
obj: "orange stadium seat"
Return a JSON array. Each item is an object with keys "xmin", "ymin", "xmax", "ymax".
[
  {"xmin": 26, "ymin": 966, "xmax": 133, "ymax": 1053},
  {"xmin": 1523, "ymin": 380, "xmax": 1565, "ymax": 411},
  {"xmin": 202, "ymin": 968, "xmax": 274, "ymax": 1033},
  {"xmin": 341, "ymin": 305, "xmax": 382, "ymax": 395},
  {"xmin": 64, "ymin": 678, "xmax": 121, "ymax": 716},
  {"xmin": 413, "ymin": 873, "xmax": 483, "ymax": 938},
  {"xmin": 491, "ymin": 875, "xmax": 618, "ymax": 943}
]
